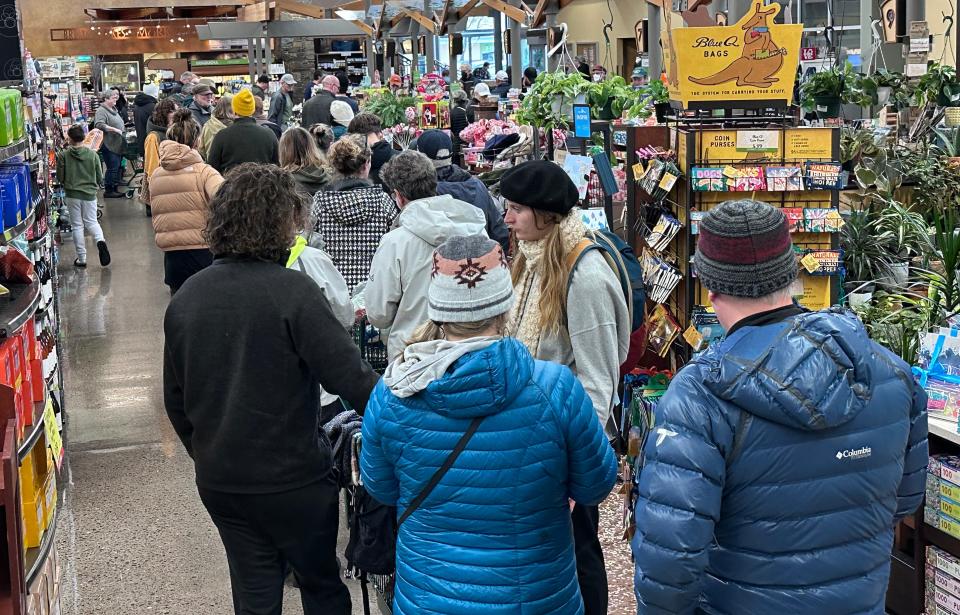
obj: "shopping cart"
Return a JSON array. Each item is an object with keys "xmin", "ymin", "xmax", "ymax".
[
  {"xmin": 118, "ymin": 130, "xmax": 144, "ymax": 200},
  {"xmin": 352, "ymin": 316, "xmax": 388, "ymax": 374}
]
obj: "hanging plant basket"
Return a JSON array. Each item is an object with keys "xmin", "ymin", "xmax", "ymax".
[
  {"xmin": 876, "ymin": 86, "xmax": 892, "ymax": 107},
  {"xmin": 814, "ymin": 95, "xmax": 842, "ymax": 119}
]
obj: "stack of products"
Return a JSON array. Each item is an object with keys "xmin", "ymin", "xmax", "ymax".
[
  {"xmin": 917, "ymin": 328, "xmax": 960, "ymax": 428},
  {"xmin": 18, "ymin": 423, "xmax": 56, "ymax": 549},
  {"xmin": 926, "ymin": 456, "xmax": 960, "ymax": 540},
  {"xmin": 928, "ymin": 545, "xmax": 960, "ymax": 615},
  {"xmin": 0, "ymin": 161, "xmax": 31, "ymax": 230},
  {"xmin": 25, "ymin": 544, "xmax": 60, "ymax": 615},
  {"xmin": 683, "ymin": 307, "xmax": 723, "ymax": 353},
  {"xmin": 0, "ymin": 88, "xmax": 25, "ymax": 146}
]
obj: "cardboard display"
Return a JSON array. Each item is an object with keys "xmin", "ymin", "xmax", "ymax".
[{"xmin": 662, "ymin": 1, "xmax": 802, "ymax": 109}]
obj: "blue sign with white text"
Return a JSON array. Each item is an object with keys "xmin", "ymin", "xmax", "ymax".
[{"xmin": 573, "ymin": 104, "xmax": 591, "ymax": 138}]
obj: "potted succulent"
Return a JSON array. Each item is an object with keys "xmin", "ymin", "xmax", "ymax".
[{"xmin": 799, "ymin": 62, "xmax": 863, "ymax": 118}]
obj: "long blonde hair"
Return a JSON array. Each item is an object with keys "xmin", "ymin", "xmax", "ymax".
[
  {"xmin": 407, "ymin": 314, "xmax": 508, "ymax": 345},
  {"xmin": 510, "ymin": 214, "xmax": 568, "ymax": 335}
]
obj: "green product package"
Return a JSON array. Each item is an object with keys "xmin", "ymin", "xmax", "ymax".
[{"xmin": 0, "ymin": 89, "xmax": 21, "ymax": 146}]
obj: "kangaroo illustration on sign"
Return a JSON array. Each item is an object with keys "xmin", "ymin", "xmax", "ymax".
[{"xmin": 689, "ymin": 2, "xmax": 788, "ymax": 88}]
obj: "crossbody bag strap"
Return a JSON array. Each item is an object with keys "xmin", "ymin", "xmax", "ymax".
[{"xmin": 397, "ymin": 415, "xmax": 485, "ymax": 526}]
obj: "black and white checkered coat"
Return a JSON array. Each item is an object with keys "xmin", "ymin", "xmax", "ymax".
[{"xmin": 312, "ymin": 178, "xmax": 399, "ymax": 292}]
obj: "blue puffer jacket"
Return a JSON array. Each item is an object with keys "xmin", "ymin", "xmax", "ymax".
[
  {"xmin": 360, "ymin": 337, "xmax": 619, "ymax": 614},
  {"xmin": 631, "ymin": 309, "xmax": 928, "ymax": 615}
]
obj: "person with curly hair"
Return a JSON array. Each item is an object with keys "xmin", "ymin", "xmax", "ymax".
[
  {"xmin": 311, "ymin": 134, "xmax": 398, "ymax": 292},
  {"xmin": 163, "ymin": 162, "xmax": 379, "ymax": 615},
  {"xmin": 150, "ymin": 109, "xmax": 224, "ymax": 293},
  {"xmin": 142, "ymin": 98, "xmax": 180, "ymax": 215}
]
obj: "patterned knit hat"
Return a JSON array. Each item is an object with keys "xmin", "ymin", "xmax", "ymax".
[
  {"xmin": 694, "ymin": 200, "xmax": 798, "ymax": 298},
  {"xmin": 429, "ymin": 235, "xmax": 514, "ymax": 323}
]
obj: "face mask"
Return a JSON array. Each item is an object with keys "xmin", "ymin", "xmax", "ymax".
[{"xmin": 593, "ymin": 73, "xmax": 604, "ymax": 82}]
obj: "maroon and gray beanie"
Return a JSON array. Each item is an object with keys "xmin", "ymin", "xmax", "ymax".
[
  {"xmin": 694, "ymin": 200, "xmax": 798, "ymax": 298},
  {"xmin": 429, "ymin": 235, "xmax": 514, "ymax": 323}
]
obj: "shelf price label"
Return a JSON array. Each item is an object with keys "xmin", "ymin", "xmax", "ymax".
[{"xmin": 42, "ymin": 399, "xmax": 62, "ymax": 470}]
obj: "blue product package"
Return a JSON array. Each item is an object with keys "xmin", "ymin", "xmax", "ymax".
[
  {"xmin": 0, "ymin": 171, "xmax": 21, "ymax": 229},
  {"xmin": 0, "ymin": 163, "xmax": 31, "ymax": 217}
]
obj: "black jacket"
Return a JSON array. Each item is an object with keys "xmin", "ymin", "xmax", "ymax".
[
  {"xmin": 207, "ymin": 117, "xmax": 279, "ymax": 175},
  {"xmin": 436, "ymin": 164, "xmax": 509, "ymax": 251},
  {"xmin": 301, "ymin": 90, "xmax": 335, "ymax": 129},
  {"xmin": 187, "ymin": 100, "xmax": 212, "ymax": 127},
  {"xmin": 369, "ymin": 139, "xmax": 397, "ymax": 187},
  {"xmin": 450, "ymin": 105, "xmax": 473, "ymax": 147},
  {"xmin": 133, "ymin": 93, "xmax": 156, "ymax": 153},
  {"xmin": 163, "ymin": 257, "xmax": 379, "ymax": 493}
]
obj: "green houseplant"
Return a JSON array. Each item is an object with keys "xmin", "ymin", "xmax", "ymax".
[
  {"xmin": 362, "ymin": 91, "xmax": 417, "ymax": 128},
  {"xmin": 516, "ymin": 71, "xmax": 587, "ymax": 130},
  {"xmin": 916, "ymin": 62, "xmax": 960, "ymax": 107},
  {"xmin": 860, "ymin": 69, "xmax": 909, "ymax": 108},
  {"xmin": 586, "ymin": 76, "xmax": 633, "ymax": 120},
  {"xmin": 842, "ymin": 208, "xmax": 894, "ymax": 305},
  {"xmin": 799, "ymin": 62, "xmax": 863, "ymax": 118}
]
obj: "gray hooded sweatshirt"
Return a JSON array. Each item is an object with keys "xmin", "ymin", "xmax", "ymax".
[{"xmin": 366, "ymin": 194, "xmax": 487, "ymax": 361}]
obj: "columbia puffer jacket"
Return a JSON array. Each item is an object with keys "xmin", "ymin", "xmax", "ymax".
[
  {"xmin": 631, "ymin": 309, "xmax": 929, "ymax": 615},
  {"xmin": 360, "ymin": 338, "xmax": 619, "ymax": 614},
  {"xmin": 150, "ymin": 141, "xmax": 224, "ymax": 251}
]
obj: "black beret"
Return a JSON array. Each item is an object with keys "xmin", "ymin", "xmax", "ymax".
[{"xmin": 499, "ymin": 160, "xmax": 579, "ymax": 215}]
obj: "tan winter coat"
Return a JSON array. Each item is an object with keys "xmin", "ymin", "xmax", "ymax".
[{"xmin": 150, "ymin": 141, "xmax": 224, "ymax": 251}]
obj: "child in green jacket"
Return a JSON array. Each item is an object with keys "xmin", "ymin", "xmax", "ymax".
[{"xmin": 55, "ymin": 125, "xmax": 111, "ymax": 267}]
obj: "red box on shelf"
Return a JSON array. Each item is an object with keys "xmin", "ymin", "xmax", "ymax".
[
  {"xmin": 15, "ymin": 325, "xmax": 33, "ymax": 409},
  {"xmin": 30, "ymin": 360, "xmax": 42, "ymax": 405}
]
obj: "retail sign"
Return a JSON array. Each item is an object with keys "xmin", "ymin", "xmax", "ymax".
[
  {"xmin": 573, "ymin": 105, "xmax": 591, "ymax": 139},
  {"xmin": 661, "ymin": 1, "xmax": 803, "ymax": 108},
  {"xmin": 909, "ymin": 21, "xmax": 931, "ymax": 54},
  {"xmin": 784, "ymin": 128, "xmax": 833, "ymax": 160},
  {"xmin": 736, "ymin": 130, "xmax": 779, "ymax": 153},
  {"xmin": 42, "ymin": 400, "xmax": 62, "ymax": 470},
  {"xmin": 800, "ymin": 47, "xmax": 818, "ymax": 61},
  {"xmin": 51, "ymin": 20, "xmax": 206, "ymax": 43}
]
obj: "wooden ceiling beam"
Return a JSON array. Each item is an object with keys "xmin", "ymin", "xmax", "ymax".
[
  {"xmin": 401, "ymin": 9, "xmax": 437, "ymax": 33},
  {"xmin": 456, "ymin": 0, "xmax": 481, "ymax": 20},
  {"xmin": 477, "ymin": 0, "xmax": 527, "ymax": 23}
]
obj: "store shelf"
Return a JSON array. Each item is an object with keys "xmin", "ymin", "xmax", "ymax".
[
  {"xmin": 17, "ymin": 394, "xmax": 48, "ymax": 462},
  {"xmin": 0, "ymin": 138, "xmax": 28, "ymax": 164},
  {"xmin": 0, "ymin": 205, "xmax": 37, "ymax": 246},
  {"xmin": 23, "ymin": 501, "xmax": 58, "ymax": 587},
  {"xmin": 930, "ymin": 417, "xmax": 960, "ymax": 447},
  {"xmin": 27, "ymin": 159, "xmax": 40, "ymax": 173},
  {"xmin": 0, "ymin": 280, "xmax": 41, "ymax": 338},
  {"xmin": 27, "ymin": 227, "xmax": 48, "ymax": 249}
]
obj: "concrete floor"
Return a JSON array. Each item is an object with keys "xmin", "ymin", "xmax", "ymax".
[{"xmin": 54, "ymin": 195, "xmax": 370, "ymax": 615}]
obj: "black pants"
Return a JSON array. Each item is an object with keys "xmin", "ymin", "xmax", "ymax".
[
  {"xmin": 199, "ymin": 478, "xmax": 351, "ymax": 615},
  {"xmin": 572, "ymin": 503, "xmax": 607, "ymax": 615},
  {"xmin": 164, "ymin": 249, "xmax": 213, "ymax": 293}
]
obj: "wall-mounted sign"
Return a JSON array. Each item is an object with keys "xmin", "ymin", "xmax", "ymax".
[
  {"xmin": 661, "ymin": 1, "xmax": 803, "ymax": 109},
  {"xmin": 800, "ymin": 47, "xmax": 818, "ymax": 61}
]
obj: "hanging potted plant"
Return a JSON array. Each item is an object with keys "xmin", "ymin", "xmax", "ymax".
[
  {"xmin": 799, "ymin": 62, "xmax": 863, "ymax": 119},
  {"xmin": 917, "ymin": 62, "xmax": 960, "ymax": 125},
  {"xmin": 641, "ymin": 81, "xmax": 671, "ymax": 123},
  {"xmin": 860, "ymin": 69, "xmax": 907, "ymax": 107},
  {"xmin": 515, "ymin": 71, "xmax": 586, "ymax": 130},
  {"xmin": 586, "ymin": 76, "xmax": 633, "ymax": 120}
]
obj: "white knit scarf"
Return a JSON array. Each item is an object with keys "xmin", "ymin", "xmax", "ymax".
[{"xmin": 509, "ymin": 212, "xmax": 587, "ymax": 355}]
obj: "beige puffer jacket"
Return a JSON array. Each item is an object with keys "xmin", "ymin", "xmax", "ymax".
[{"xmin": 150, "ymin": 141, "xmax": 224, "ymax": 251}]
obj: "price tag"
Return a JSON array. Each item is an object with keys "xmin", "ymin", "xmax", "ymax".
[
  {"xmin": 554, "ymin": 149, "xmax": 568, "ymax": 165},
  {"xmin": 633, "ymin": 162, "xmax": 645, "ymax": 179},
  {"xmin": 736, "ymin": 130, "xmax": 780, "ymax": 153},
  {"xmin": 801, "ymin": 253, "xmax": 821, "ymax": 274},
  {"xmin": 43, "ymin": 400, "xmax": 63, "ymax": 470},
  {"xmin": 683, "ymin": 325, "xmax": 706, "ymax": 351},
  {"xmin": 659, "ymin": 172, "xmax": 679, "ymax": 192}
]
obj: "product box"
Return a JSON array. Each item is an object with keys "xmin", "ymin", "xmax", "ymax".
[
  {"xmin": 30, "ymin": 359, "xmax": 43, "ymax": 403},
  {"xmin": 20, "ymin": 484, "xmax": 43, "ymax": 548},
  {"xmin": 930, "ymin": 546, "xmax": 960, "ymax": 583},
  {"xmin": 934, "ymin": 585, "xmax": 960, "ymax": 615},
  {"xmin": 932, "ymin": 456, "xmax": 960, "ymax": 488},
  {"xmin": 929, "ymin": 474, "xmax": 960, "ymax": 509},
  {"xmin": 0, "ymin": 89, "xmax": 22, "ymax": 147},
  {"xmin": 40, "ymin": 472, "xmax": 56, "ymax": 529},
  {"xmin": 0, "ymin": 170, "xmax": 23, "ymax": 229},
  {"xmin": 0, "ymin": 163, "xmax": 32, "ymax": 217},
  {"xmin": 927, "ymin": 506, "xmax": 960, "ymax": 541}
]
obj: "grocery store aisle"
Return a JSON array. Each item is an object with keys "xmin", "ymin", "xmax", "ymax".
[{"xmin": 52, "ymin": 197, "xmax": 365, "ymax": 614}]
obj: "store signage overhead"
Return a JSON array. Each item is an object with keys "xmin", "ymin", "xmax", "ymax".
[{"xmin": 661, "ymin": 1, "xmax": 802, "ymax": 109}]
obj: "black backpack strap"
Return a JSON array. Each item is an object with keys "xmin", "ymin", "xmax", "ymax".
[{"xmin": 397, "ymin": 416, "xmax": 484, "ymax": 526}]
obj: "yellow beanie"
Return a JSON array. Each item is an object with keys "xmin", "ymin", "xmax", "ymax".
[{"xmin": 232, "ymin": 88, "xmax": 256, "ymax": 117}]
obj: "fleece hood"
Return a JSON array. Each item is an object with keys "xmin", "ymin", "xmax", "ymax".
[
  {"xmin": 382, "ymin": 337, "xmax": 501, "ymax": 398},
  {"xmin": 397, "ymin": 194, "xmax": 486, "ymax": 246},
  {"xmin": 159, "ymin": 140, "xmax": 204, "ymax": 171},
  {"xmin": 703, "ymin": 309, "xmax": 883, "ymax": 432}
]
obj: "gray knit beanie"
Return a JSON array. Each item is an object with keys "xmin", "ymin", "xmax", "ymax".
[
  {"xmin": 694, "ymin": 200, "xmax": 798, "ymax": 298},
  {"xmin": 428, "ymin": 235, "xmax": 514, "ymax": 323}
]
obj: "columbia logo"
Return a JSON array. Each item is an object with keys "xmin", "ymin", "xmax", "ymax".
[{"xmin": 836, "ymin": 446, "xmax": 872, "ymax": 461}]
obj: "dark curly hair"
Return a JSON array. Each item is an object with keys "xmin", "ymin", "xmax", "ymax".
[
  {"xmin": 204, "ymin": 163, "xmax": 308, "ymax": 262},
  {"xmin": 150, "ymin": 98, "xmax": 179, "ymax": 127}
]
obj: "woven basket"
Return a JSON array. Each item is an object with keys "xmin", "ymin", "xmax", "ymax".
[{"xmin": 946, "ymin": 107, "xmax": 960, "ymax": 127}]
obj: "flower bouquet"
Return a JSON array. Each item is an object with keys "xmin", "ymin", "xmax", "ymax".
[
  {"xmin": 389, "ymin": 123, "xmax": 421, "ymax": 150},
  {"xmin": 458, "ymin": 119, "xmax": 519, "ymax": 148}
]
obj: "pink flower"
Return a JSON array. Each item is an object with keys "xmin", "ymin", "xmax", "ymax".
[{"xmin": 405, "ymin": 107, "xmax": 417, "ymax": 122}]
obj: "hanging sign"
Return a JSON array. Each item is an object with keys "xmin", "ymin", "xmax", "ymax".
[
  {"xmin": 800, "ymin": 47, "xmax": 818, "ymax": 61},
  {"xmin": 661, "ymin": 1, "xmax": 803, "ymax": 109}
]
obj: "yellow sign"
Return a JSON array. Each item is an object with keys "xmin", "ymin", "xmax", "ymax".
[
  {"xmin": 797, "ymin": 274, "xmax": 831, "ymax": 311},
  {"xmin": 42, "ymin": 400, "xmax": 63, "ymax": 470},
  {"xmin": 662, "ymin": 2, "xmax": 803, "ymax": 108},
  {"xmin": 784, "ymin": 128, "xmax": 834, "ymax": 160}
]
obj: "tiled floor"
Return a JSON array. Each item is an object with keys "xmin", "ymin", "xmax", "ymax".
[{"xmin": 52, "ymin": 193, "xmax": 636, "ymax": 614}]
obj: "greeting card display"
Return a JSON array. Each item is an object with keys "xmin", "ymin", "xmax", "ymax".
[
  {"xmin": 733, "ymin": 166, "xmax": 766, "ymax": 191},
  {"xmin": 805, "ymin": 162, "xmax": 844, "ymax": 190},
  {"xmin": 765, "ymin": 166, "xmax": 804, "ymax": 191},
  {"xmin": 691, "ymin": 167, "xmax": 725, "ymax": 191}
]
